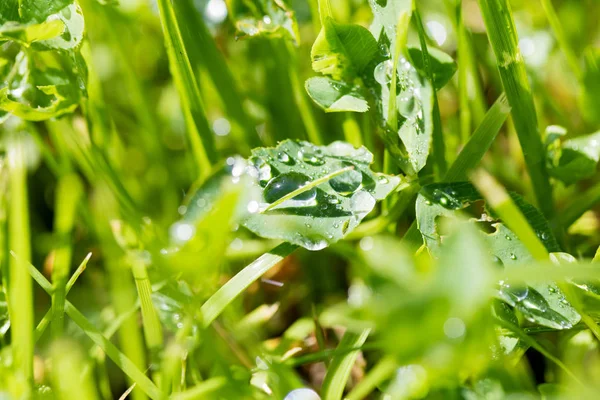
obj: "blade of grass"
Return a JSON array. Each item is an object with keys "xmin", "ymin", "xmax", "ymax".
[
  {"xmin": 413, "ymin": 7, "xmax": 447, "ymax": 178},
  {"xmin": 444, "ymin": 93, "xmax": 510, "ymax": 181},
  {"xmin": 540, "ymin": 0, "xmax": 582, "ymax": 81},
  {"xmin": 35, "ymin": 253, "xmax": 92, "ymax": 342},
  {"xmin": 477, "ymin": 0, "xmax": 554, "ymax": 218},
  {"xmin": 50, "ymin": 340, "xmax": 100, "ymax": 400},
  {"xmin": 156, "ymin": 0, "xmax": 217, "ymax": 177},
  {"xmin": 345, "ymin": 356, "xmax": 398, "ymax": 400},
  {"xmin": 51, "ymin": 174, "xmax": 83, "ymax": 338},
  {"xmin": 557, "ymin": 181, "xmax": 600, "ymax": 229},
  {"xmin": 18, "ymin": 254, "xmax": 164, "ymax": 400},
  {"xmin": 174, "ymin": 0, "xmax": 259, "ymax": 151},
  {"xmin": 170, "ymin": 377, "xmax": 227, "ymax": 400},
  {"xmin": 201, "ymin": 242, "xmax": 298, "ymax": 327},
  {"xmin": 6, "ymin": 133, "xmax": 34, "ymax": 397},
  {"xmin": 321, "ymin": 328, "xmax": 371, "ymax": 400}
]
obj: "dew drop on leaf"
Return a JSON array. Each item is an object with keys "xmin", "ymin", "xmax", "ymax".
[
  {"xmin": 277, "ymin": 152, "xmax": 295, "ymax": 165},
  {"xmin": 330, "ymin": 168, "xmax": 363, "ymax": 195},
  {"xmin": 264, "ymin": 172, "xmax": 316, "ymax": 203}
]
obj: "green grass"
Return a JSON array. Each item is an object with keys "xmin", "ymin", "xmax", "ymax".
[{"xmin": 1, "ymin": 0, "xmax": 600, "ymax": 399}]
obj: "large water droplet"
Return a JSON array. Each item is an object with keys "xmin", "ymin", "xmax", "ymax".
[
  {"xmin": 300, "ymin": 150, "xmax": 325, "ymax": 166},
  {"xmin": 264, "ymin": 172, "xmax": 316, "ymax": 204},
  {"xmin": 330, "ymin": 168, "xmax": 363, "ymax": 196},
  {"xmin": 374, "ymin": 60, "xmax": 393, "ymax": 85}
]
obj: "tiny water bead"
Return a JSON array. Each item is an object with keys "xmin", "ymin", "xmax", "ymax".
[
  {"xmin": 263, "ymin": 172, "xmax": 316, "ymax": 204},
  {"xmin": 284, "ymin": 388, "xmax": 321, "ymax": 400},
  {"xmin": 510, "ymin": 253, "xmax": 517, "ymax": 260},
  {"xmin": 277, "ymin": 152, "xmax": 295, "ymax": 165}
]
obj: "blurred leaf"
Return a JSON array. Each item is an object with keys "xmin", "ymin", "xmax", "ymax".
[
  {"xmin": 232, "ymin": 0, "xmax": 299, "ymax": 44},
  {"xmin": 368, "ymin": 0, "xmax": 412, "ymax": 52},
  {"xmin": 0, "ymin": 289, "xmax": 9, "ymax": 340},
  {"xmin": 311, "ymin": 17, "xmax": 378, "ymax": 81},
  {"xmin": 240, "ymin": 140, "xmax": 400, "ymax": 250},
  {"xmin": 408, "ymin": 46, "xmax": 457, "ymax": 90},
  {"xmin": 546, "ymin": 128, "xmax": 600, "ymax": 185},
  {"xmin": 415, "ymin": 182, "xmax": 581, "ymax": 330},
  {"xmin": 579, "ymin": 47, "xmax": 600, "ymax": 125},
  {"xmin": 0, "ymin": 3, "xmax": 84, "ymax": 50},
  {"xmin": 305, "ymin": 76, "xmax": 368, "ymax": 113},
  {"xmin": 0, "ymin": 50, "xmax": 86, "ymax": 120}
]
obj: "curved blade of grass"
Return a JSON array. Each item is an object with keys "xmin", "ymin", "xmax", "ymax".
[
  {"xmin": 174, "ymin": 0, "xmax": 259, "ymax": 151},
  {"xmin": 18, "ymin": 253, "xmax": 163, "ymax": 400},
  {"xmin": 201, "ymin": 242, "xmax": 298, "ymax": 327},
  {"xmin": 156, "ymin": 0, "xmax": 216, "ymax": 177},
  {"xmin": 321, "ymin": 328, "xmax": 370, "ymax": 400},
  {"xmin": 477, "ymin": 0, "xmax": 554, "ymax": 218}
]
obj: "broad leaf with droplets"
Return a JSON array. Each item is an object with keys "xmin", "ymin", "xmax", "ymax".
[
  {"xmin": 305, "ymin": 76, "xmax": 369, "ymax": 113},
  {"xmin": 241, "ymin": 140, "xmax": 400, "ymax": 250},
  {"xmin": 415, "ymin": 182, "xmax": 581, "ymax": 330},
  {"xmin": 231, "ymin": 0, "xmax": 300, "ymax": 44}
]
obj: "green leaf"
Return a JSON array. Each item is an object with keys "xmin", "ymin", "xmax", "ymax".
[
  {"xmin": 0, "ymin": 2, "xmax": 84, "ymax": 50},
  {"xmin": 0, "ymin": 50, "xmax": 86, "ymax": 121},
  {"xmin": 311, "ymin": 17, "xmax": 378, "ymax": 81},
  {"xmin": 408, "ymin": 45, "xmax": 457, "ymax": 90},
  {"xmin": 233, "ymin": 0, "xmax": 300, "ymax": 44},
  {"xmin": 415, "ymin": 182, "xmax": 581, "ymax": 330},
  {"xmin": 368, "ymin": 0, "xmax": 412, "ymax": 52},
  {"xmin": 305, "ymin": 76, "xmax": 369, "ymax": 113},
  {"xmin": 240, "ymin": 140, "xmax": 400, "ymax": 250},
  {"xmin": 546, "ymin": 127, "xmax": 600, "ymax": 184},
  {"xmin": 373, "ymin": 56, "xmax": 434, "ymax": 175}
]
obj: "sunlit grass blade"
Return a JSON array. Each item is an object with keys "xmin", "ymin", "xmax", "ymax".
[
  {"xmin": 201, "ymin": 242, "xmax": 298, "ymax": 327},
  {"xmin": 321, "ymin": 328, "xmax": 370, "ymax": 400},
  {"xmin": 170, "ymin": 377, "xmax": 226, "ymax": 400},
  {"xmin": 156, "ymin": 0, "xmax": 217, "ymax": 177},
  {"xmin": 477, "ymin": 0, "xmax": 554, "ymax": 218},
  {"xmin": 174, "ymin": 0, "xmax": 259, "ymax": 152},
  {"xmin": 444, "ymin": 93, "xmax": 510, "ymax": 181},
  {"xmin": 557, "ymin": 181, "xmax": 600, "ymax": 229},
  {"xmin": 51, "ymin": 174, "xmax": 83, "ymax": 338},
  {"xmin": 18, "ymin": 253, "xmax": 163, "ymax": 400},
  {"xmin": 50, "ymin": 340, "xmax": 100, "ymax": 400},
  {"xmin": 6, "ymin": 133, "xmax": 34, "ymax": 397}
]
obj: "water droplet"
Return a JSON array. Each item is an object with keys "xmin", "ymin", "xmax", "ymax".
[
  {"xmin": 505, "ymin": 235, "xmax": 512, "ymax": 241},
  {"xmin": 284, "ymin": 388, "xmax": 320, "ymax": 400},
  {"xmin": 264, "ymin": 172, "xmax": 317, "ymax": 204},
  {"xmin": 379, "ymin": 43, "xmax": 390, "ymax": 58},
  {"xmin": 330, "ymin": 168, "xmax": 362, "ymax": 196},
  {"xmin": 247, "ymin": 200, "xmax": 260, "ymax": 213},
  {"xmin": 378, "ymin": 176, "xmax": 389, "ymax": 184},
  {"xmin": 302, "ymin": 152, "xmax": 325, "ymax": 166},
  {"xmin": 425, "ymin": 200, "xmax": 432, "ymax": 205},
  {"xmin": 262, "ymin": 15, "xmax": 272, "ymax": 25},
  {"xmin": 510, "ymin": 253, "xmax": 517, "ymax": 260},
  {"xmin": 374, "ymin": 60, "xmax": 393, "ymax": 85},
  {"xmin": 491, "ymin": 255, "xmax": 502, "ymax": 265},
  {"xmin": 277, "ymin": 152, "xmax": 295, "ymax": 165},
  {"xmin": 251, "ymin": 157, "xmax": 272, "ymax": 185},
  {"xmin": 359, "ymin": 236, "xmax": 374, "ymax": 251},
  {"xmin": 328, "ymin": 197, "xmax": 340, "ymax": 205},
  {"xmin": 305, "ymin": 223, "xmax": 312, "ymax": 228},
  {"xmin": 169, "ymin": 221, "xmax": 195, "ymax": 244},
  {"xmin": 443, "ymin": 317, "xmax": 466, "ymax": 339},
  {"xmin": 431, "ymin": 189, "xmax": 461, "ymax": 209},
  {"xmin": 177, "ymin": 205, "xmax": 187, "ymax": 215},
  {"xmin": 548, "ymin": 286, "xmax": 556, "ymax": 293}
]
